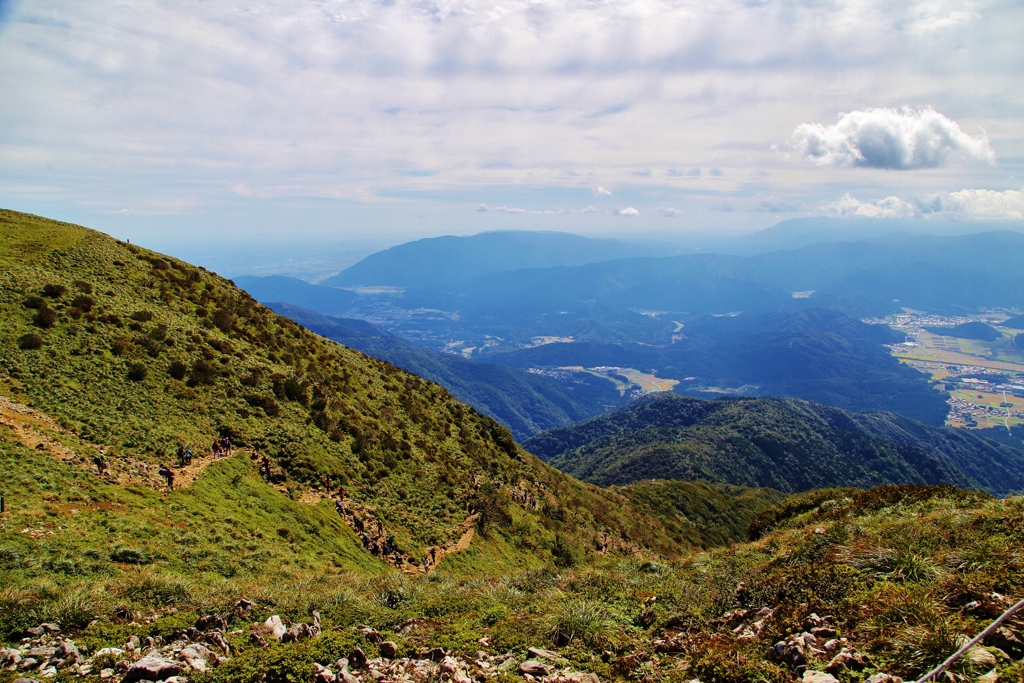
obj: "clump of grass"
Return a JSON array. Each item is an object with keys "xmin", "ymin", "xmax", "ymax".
[
  {"xmin": 110, "ymin": 567, "xmax": 193, "ymax": 607},
  {"xmin": 549, "ymin": 598, "xmax": 610, "ymax": 646}
]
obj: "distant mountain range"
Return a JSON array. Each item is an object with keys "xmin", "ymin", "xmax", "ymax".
[
  {"xmin": 321, "ymin": 230, "xmax": 658, "ymax": 288},
  {"xmin": 235, "ymin": 225, "xmax": 1024, "ymax": 430},
  {"xmin": 265, "ymin": 303, "xmax": 622, "ymax": 440},
  {"xmin": 524, "ymin": 393, "xmax": 1024, "ymax": 496}
]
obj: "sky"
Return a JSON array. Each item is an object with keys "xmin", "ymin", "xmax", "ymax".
[{"xmin": 1, "ymin": 0, "xmax": 1023, "ymax": 264}]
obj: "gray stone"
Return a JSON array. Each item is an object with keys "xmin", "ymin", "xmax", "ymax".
[
  {"xmin": 1, "ymin": 648, "xmax": 22, "ymax": 665},
  {"xmin": 14, "ymin": 678, "xmax": 42, "ymax": 683},
  {"xmin": 419, "ymin": 648, "xmax": 446, "ymax": 663},
  {"xmin": 518, "ymin": 660, "xmax": 555, "ymax": 677},
  {"xmin": 378, "ymin": 642, "xmax": 398, "ymax": 659},
  {"xmin": 28, "ymin": 648, "xmax": 55, "ymax": 659},
  {"xmin": 802, "ymin": 671, "xmax": 838, "ymax": 683},
  {"xmin": 357, "ymin": 625, "xmax": 383, "ymax": 644},
  {"xmin": 121, "ymin": 655, "xmax": 185, "ymax": 683},
  {"xmin": 313, "ymin": 663, "xmax": 335, "ymax": 683},
  {"xmin": 18, "ymin": 658, "xmax": 39, "ymax": 670},
  {"xmin": 864, "ymin": 674, "xmax": 902, "ymax": 683},
  {"xmin": 970, "ymin": 648, "xmax": 999, "ymax": 669},
  {"xmin": 348, "ymin": 648, "xmax": 367, "ymax": 669},
  {"xmin": 526, "ymin": 648, "xmax": 568, "ymax": 664},
  {"xmin": 554, "ymin": 673, "xmax": 599, "ymax": 683},
  {"xmin": 264, "ymin": 616, "xmax": 288, "ymax": 641}
]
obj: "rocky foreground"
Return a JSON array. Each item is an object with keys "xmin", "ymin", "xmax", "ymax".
[{"xmin": 7, "ymin": 595, "xmax": 1022, "ymax": 683}]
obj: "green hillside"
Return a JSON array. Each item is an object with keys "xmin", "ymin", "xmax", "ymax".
[
  {"xmin": 0, "ymin": 208, "xmax": 701, "ymax": 570},
  {"xmin": 525, "ymin": 393, "xmax": 1024, "ymax": 494}
]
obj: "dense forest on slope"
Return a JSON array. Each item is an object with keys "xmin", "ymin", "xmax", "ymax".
[
  {"xmin": 0, "ymin": 209, "xmax": 701, "ymax": 568},
  {"xmin": 265, "ymin": 303, "xmax": 621, "ymax": 440},
  {"xmin": 524, "ymin": 393, "xmax": 1024, "ymax": 494}
]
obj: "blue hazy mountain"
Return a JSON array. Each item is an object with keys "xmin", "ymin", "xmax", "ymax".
[
  {"xmin": 233, "ymin": 275, "xmax": 358, "ymax": 316},
  {"xmin": 320, "ymin": 230, "xmax": 659, "ymax": 288},
  {"xmin": 264, "ymin": 302, "xmax": 622, "ymax": 440},
  {"xmin": 490, "ymin": 308, "xmax": 950, "ymax": 425}
]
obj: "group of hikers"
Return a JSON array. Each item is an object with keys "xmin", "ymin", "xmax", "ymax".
[
  {"xmin": 333, "ymin": 487, "xmax": 414, "ymax": 570},
  {"xmin": 89, "ymin": 436, "xmax": 236, "ymax": 490}
]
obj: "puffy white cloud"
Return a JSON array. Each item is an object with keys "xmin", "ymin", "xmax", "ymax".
[
  {"xmin": 618, "ymin": 207, "xmax": 640, "ymax": 216},
  {"xmin": 594, "ymin": 186, "xmax": 613, "ymax": 197},
  {"xmin": 476, "ymin": 203, "xmax": 488, "ymax": 211},
  {"xmin": 792, "ymin": 107, "xmax": 994, "ymax": 169},
  {"xmin": 823, "ymin": 187, "xmax": 1024, "ymax": 220},
  {"xmin": 663, "ymin": 207, "xmax": 680, "ymax": 217}
]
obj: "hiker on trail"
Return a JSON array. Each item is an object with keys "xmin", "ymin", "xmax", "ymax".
[
  {"xmin": 184, "ymin": 447, "xmax": 192, "ymax": 465},
  {"xmin": 177, "ymin": 445, "xmax": 186, "ymax": 467},
  {"xmin": 222, "ymin": 436, "xmax": 231, "ymax": 455},
  {"xmin": 212, "ymin": 440, "xmax": 222, "ymax": 458},
  {"xmin": 335, "ymin": 499, "xmax": 345, "ymax": 516},
  {"xmin": 339, "ymin": 486, "xmax": 345, "ymax": 499},
  {"xmin": 376, "ymin": 519, "xmax": 383, "ymax": 536},
  {"xmin": 261, "ymin": 456, "xmax": 271, "ymax": 481},
  {"xmin": 158, "ymin": 465, "xmax": 174, "ymax": 490},
  {"xmin": 93, "ymin": 454, "xmax": 107, "ymax": 475},
  {"xmin": 423, "ymin": 556, "xmax": 431, "ymax": 572}
]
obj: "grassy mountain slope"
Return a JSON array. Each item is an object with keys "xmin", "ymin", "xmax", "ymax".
[
  {"xmin": 0, "ymin": 208, "xmax": 704, "ymax": 569},
  {"xmin": 7, "ymin": 480, "xmax": 1024, "ymax": 683},
  {"xmin": 524, "ymin": 393, "xmax": 1024, "ymax": 495},
  {"xmin": 263, "ymin": 303, "xmax": 622, "ymax": 440},
  {"xmin": 321, "ymin": 231, "xmax": 656, "ymax": 288}
]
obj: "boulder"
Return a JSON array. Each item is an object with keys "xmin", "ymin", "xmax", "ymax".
[
  {"xmin": 419, "ymin": 648, "xmax": 446, "ymax": 662},
  {"xmin": 1, "ymin": 648, "xmax": 22, "ymax": 665},
  {"xmin": 29, "ymin": 647, "xmax": 56, "ymax": 659},
  {"xmin": 195, "ymin": 615, "xmax": 227, "ymax": 633},
  {"xmin": 527, "ymin": 648, "xmax": 568, "ymax": 664},
  {"xmin": 264, "ymin": 616, "xmax": 288, "ymax": 641},
  {"xmin": 179, "ymin": 644, "xmax": 216, "ymax": 671},
  {"xmin": 348, "ymin": 648, "xmax": 367, "ymax": 669},
  {"xmin": 865, "ymin": 674, "xmax": 902, "ymax": 683},
  {"xmin": 14, "ymin": 678, "xmax": 42, "ymax": 683},
  {"xmin": 439, "ymin": 656, "xmax": 460, "ymax": 674},
  {"xmin": 338, "ymin": 672, "xmax": 359, "ymax": 683},
  {"xmin": 986, "ymin": 626, "xmax": 1024, "ymax": 659},
  {"xmin": 121, "ymin": 655, "xmax": 185, "ymax": 683},
  {"xmin": 969, "ymin": 648, "xmax": 999, "ymax": 669},
  {"xmin": 802, "ymin": 671, "xmax": 838, "ymax": 683},
  {"xmin": 18, "ymin": 659, "xmax": 39, "ymax": 671},
  {"xmin": 518, "ymin": 660, "xmax": 555, "ymax": 677},
  {"xmin": 379, "ymin": 642, "xmax": 398, "ymax": 659},
  {"xmin": 824, "ymin": 650, "xmax": 869, "ymax": 675},
  {"xmin": 357, "ymin": 625, "xmax": 384, "ymax": 644},
  {"xmin": 553, "ymin": 673, "xmax": 600, "ymax": 683},
  {"xmin": 313, "ymin": 663, "xmax": 336, "ymax": 683}
]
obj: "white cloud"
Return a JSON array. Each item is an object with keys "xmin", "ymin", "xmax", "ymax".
[
  {"xmin": 0, "ymin": 0, "xmax": 1021, "ymax": 240},
  {"xmin": 476, "ymin": 203, "xmax": 488, "ymax": 211},
  {"xmin": 792, "ymin": 107, "xmax": 994, "ymax": 170},
  {"xmin": 618, "ymin": 207, "xmax": 640, "ymax": 216},
  {"xmin": 823, "ymin": 188, "xmax": 1024, "ymax": 220},
  {"xmin": 663, "ymin": 207, "xmax": 680, "ymax": 217},
  {"xmin": 494, "ymin": 206, "xmax": 560, "ymax": 214}
]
